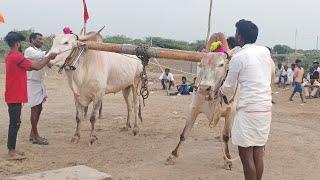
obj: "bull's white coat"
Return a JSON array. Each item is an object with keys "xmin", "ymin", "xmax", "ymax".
[{"xmin": 49, "ymin": 33, "xmax": 143, "ymax": 143}]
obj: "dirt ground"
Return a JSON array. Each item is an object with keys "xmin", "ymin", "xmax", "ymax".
[{"xmin": 0, "ymin": 67, "xmax": 319, "ymax": 180}]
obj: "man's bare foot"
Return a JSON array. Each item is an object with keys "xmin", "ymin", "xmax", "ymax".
[
  {"xmin": 289, "ymin": 98, "xmax": 293, "ymax": 101},
  {"xmin": 7, "ymin": 150, "xmax": 26, "ymax": 160}
]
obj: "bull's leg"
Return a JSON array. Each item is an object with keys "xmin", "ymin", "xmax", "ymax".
[
  {"xmin": 122, "ymin": 87, "xmax": 132, "ymax": 131},
  {"xmin": 89, "ymin": 99, "xmax": 102, "ymax": 144},
  {"xmin": 131, "ymin": 85, "xmax": 140, "ymax": 136},
  {"xmin": 84, "ymin": 106, "xmax": 88, "ymax": 119},
  {"xmin": 166, "ymin": 106, "xmax": 200, "ymax": 165},
  {"xmin": 71, "ymin": 100, "xmax": 85, "ymax": 143},
  {"xmin": 98, "ymin": 101, "xmax": 103, "ymax": 119},
  {"xmin": 222, "ymin": 108, "xmax": 234, "ymax": 170}
]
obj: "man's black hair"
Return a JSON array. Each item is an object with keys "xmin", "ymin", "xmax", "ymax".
[
  {"xmin": 313, "ymin": 61, "xmax": 319, "ymax": 65},
  {"xmin": 235, "ymin": 19, "xmax": 259, "ymax": 44},
  {"xmin": 29, "ymin": 33, "xmax": 43, "ymax": 43},
  {"xmin": 182, "ymin": 76, "xmax": 187, "ymax": 81},
  {"xmin": 295, "ymin": 59, "xmax": 302, "ymax": 64},
  {"xmin": 4, "ymin": 31, "xmax": 26, "ymax": 47},
  {"xmin": 227, "ymin": 37, "xmax": 236, "ymax": 49}
]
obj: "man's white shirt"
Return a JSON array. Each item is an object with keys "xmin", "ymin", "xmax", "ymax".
[
  {"xmin": 24, "ymin": 46, "xmax": 46, "ymax": 82},
  {"xmin": 159, "ymin": 72, "xmax": 174, "ymax": 81},
  {"xmin": 221, "ymin": 44, "xmax": 273, "ymax": 112}
]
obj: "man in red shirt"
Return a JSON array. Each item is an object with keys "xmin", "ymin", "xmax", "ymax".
[{"xmin": 4, "ymin": 31, "xmax": 57, "ymax": 160}]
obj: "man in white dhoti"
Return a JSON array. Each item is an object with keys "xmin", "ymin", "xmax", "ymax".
[
  {"xmin": 24, "ymin": 33, "xmax": 49, "ymax": 145},
  {"xmin": 220, "ymin": 20, "xmax": 274, "ymax": 180}
]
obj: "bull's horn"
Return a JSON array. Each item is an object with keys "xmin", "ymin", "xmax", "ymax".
[
  {"xmin": 78, "ymin": 33, "xmax": 98, "ymax": 41},
  {"xmin": 97, "ymin": 26, "xmax": 105, "ymax": 34},
  {"xmin": 78, "ymin": 26, "xmax": 105, "ymax": 41}
]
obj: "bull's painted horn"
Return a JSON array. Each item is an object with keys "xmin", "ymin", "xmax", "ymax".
[{"xmin": 97, "ymin": 26, "xmax": 105, "ymax": 34}]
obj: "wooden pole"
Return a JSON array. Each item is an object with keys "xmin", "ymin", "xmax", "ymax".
[
  {"xmin": 205, "ymin": 0, "xmax": 213, "ymax": 46},
  {"xmin": 316, "ymin": 35, "xmax": 319, "ymax": 50},
  {"xmin": 85, "ymin": 41, "xmax": 205, "ymax": 62}
]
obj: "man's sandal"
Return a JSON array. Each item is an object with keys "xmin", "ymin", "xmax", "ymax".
[{"xmin": 32, "ymin": 137, "xmax": 49, "ymax": 145}]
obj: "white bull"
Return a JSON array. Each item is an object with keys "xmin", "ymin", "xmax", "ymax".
[
  {"xmin": 166, "ymin": 47, "xmax": 275, "ymax": 169},
  {"xmin": 48, "ymin": 32, "xmax": 143, "ymax": 144},
  {"xmin": 166, "ymin": 52, "xmax": 238, "ymax": 169}
]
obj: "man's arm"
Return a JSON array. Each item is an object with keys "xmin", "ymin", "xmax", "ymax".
[
  {"xmin": 270, "ymin": 59, "xmax": 276, "ymax": 93},
  {"xmin": 29, "ymin": 53, "xmax": 57, "ymax": 70},
  {"xmin": 24, "ymin": 47, "xmax": 46, "ymax": 60},
  {"xmin": 220, "ymin": 56, "xmax": 242, "ymax": 100}
]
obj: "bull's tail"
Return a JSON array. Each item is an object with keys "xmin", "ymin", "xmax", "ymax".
[{"xmin": 138, "ymin": 98, "xmax": 143, "ymax": 123}]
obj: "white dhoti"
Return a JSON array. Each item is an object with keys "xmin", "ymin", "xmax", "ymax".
[
  {"xmin": 231, "ymin": 109, "xmax": 272, "ymax": 147},
  {"xmin": 27, "ymin": 80, "xmax": 47, "ymax": 108}
]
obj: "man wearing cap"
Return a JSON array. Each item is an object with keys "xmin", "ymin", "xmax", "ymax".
[{"xmin": 4, "ymin": 31, "xmax": 57, "ymax": 160}]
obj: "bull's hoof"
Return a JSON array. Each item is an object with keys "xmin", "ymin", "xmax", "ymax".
[
  {"xmin": 120, "ymin": 127, "xmax": 129, "ymax": 132},
  {"xmin": 98, "ymin": 115, "xmax": 103, "ymax": 119},
  {"xmin": 133, "ymin": 127, "xmax": 139, "ymax": 136},
  {"xmin": 71, "ymin": 136, "xmax": 80, "ymax": 144},
  {"xmin": 89, "ymin": 135, "xmax": 98, "ymax": 145},
  {"xmin": 165, "ymin": 155, "xmax": 176, "ymax": 165}
]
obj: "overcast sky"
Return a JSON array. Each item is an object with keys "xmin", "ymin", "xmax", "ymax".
[{"xmin": 1, "ymin": 0, "xmax": 319, "ymax": 49}]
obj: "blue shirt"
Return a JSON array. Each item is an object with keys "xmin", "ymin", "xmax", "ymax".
[{"xmin": 179, "ymin": 84, "xmax": 190, "ymax": 95}]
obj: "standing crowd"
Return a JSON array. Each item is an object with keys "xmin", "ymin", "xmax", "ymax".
[{"xmin": 276, "ymin": 59, "xmax": 320, "ymax": 103}]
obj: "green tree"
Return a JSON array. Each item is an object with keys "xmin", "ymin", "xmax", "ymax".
[{"xmin": 273, "ymin": 44, "xmax": 294, "ymax": 54}]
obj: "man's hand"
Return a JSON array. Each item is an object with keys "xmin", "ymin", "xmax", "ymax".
[
  {"xmin": 47, "ymin": 52, "xmax": 58, "ymax": 60},
  {"xmin": 30, "ymin": 52, "xmax": 58, "ymax": 71}
]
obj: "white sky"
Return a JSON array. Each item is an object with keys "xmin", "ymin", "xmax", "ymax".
[{"xmin": 1, "ymin": 0, "xmax": 319, "ymax": 49}]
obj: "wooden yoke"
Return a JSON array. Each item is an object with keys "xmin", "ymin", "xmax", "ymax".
[{"xmin": 84, "ymin": 41, "xmax": 205, "ymax": 62}]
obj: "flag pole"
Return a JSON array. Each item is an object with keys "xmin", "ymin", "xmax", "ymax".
[
  {"xmin": 82, "ymin": 0, "xmax": 89, "ymax": 35},
  {"xmin": 83, "ymin": 22, "xmax": 87, "ymax": 34}
]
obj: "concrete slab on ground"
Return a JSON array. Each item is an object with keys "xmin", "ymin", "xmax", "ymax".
[{"xmin": 8, "ymin": 165, "xmax": 112, "ymax": 180}]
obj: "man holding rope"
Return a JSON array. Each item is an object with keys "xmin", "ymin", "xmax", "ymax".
[{"xmin": 220, "ymin": 20, "xmax": 274, "ymax": 180}]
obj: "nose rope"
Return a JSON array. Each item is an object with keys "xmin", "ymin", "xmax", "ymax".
[{"xmin": 57, "ymin": 44, "xmax": 85, "ymax": 73}]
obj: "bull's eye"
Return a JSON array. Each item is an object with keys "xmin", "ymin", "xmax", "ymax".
[
  {"xmin": 218, "ymin": 63, "xmax": 224, "ymax": 67},
  {"xmin": 64, "ymin": 42, "xmax": 69, "ymax": 45}
]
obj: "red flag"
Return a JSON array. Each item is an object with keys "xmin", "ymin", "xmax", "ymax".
[{"xmin": 83, "ymin": 0, "xmax": 89, "ymax": 23}]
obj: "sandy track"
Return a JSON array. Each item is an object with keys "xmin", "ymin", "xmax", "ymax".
[{"xmin": 0, "ymin": 71, "xmax": 319, "ymax": 180}]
